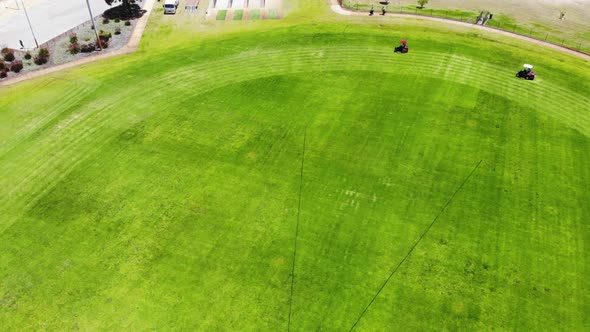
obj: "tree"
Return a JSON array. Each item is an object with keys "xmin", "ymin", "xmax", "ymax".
[
  {"xmin": 105, "ymin": 0, "xmax": 138, "ymax": 8},
  {"xmin": 103, "ymin": 0, "xmax": 145, "ymax": 19},
  {"xmin": 417, "ymin": 0, "xmax": 429, "ymax": 9}
]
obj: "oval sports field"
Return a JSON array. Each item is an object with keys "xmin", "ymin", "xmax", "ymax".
[{"xmin": 0, "ymin": 0, "xmax": 589, "ymax": 330}]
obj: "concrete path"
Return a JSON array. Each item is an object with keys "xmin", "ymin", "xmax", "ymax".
[
  {"xmin": 0, "ymin": 0, "xmax": 156, "ymax": 87},
  {"xmin": 0, "ymin": 0, "xmax": 112, "ymax": 50}
]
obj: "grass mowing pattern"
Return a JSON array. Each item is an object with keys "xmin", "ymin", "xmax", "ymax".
[{"xmin": 0, "ymin": 20, "xmax": 589, "ymax": 330}]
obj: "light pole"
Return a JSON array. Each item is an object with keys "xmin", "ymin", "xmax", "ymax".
[
  {"xmin": 84, "ymin": 0, "xmax": 103, "ymax": 50},
  {"xmin": 20, "ymin": 0, "xmax": 38, "ymax": 48}
]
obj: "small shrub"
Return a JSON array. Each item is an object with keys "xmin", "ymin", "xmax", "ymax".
[
  {"xmin": 84, "ymin": 37, "xmax": 91, "ymax": 42},
  {"xmin": 69, "ymin": 42, "xmax": 80, "ymax": 54},
  {"xmin": 34, "ymin": 48, "xmax": 50, "ymax": 65},
  {"xmin": 114, "ymin": 18, "xmax": 121, "ymax": 23},
  {"xmin": 3, "ymin": 52, "xmax": 15, "ymax": 62},
  {"xmin": 114, "ymin": 27, "xmax": 121, "ymax": 35},
  {"xmin": 34, "ymin": 56, "xmax": 48, "ymax": 65},
  {"xmin": 124, "ymin": 20, "xmax": 131, "ymax": 26},
  {"xmin": 0, "ymin": 71, "xmax": 7, "ymax": 79},
  {"xmin": 97, "ymin": 39, "xmax": 109, "ymax": 49},
  {"xmin": 10, "ymin": 60, "xmax": 23, "ymax": 73},
  {"xmin": 38, "ymin": 48, "xmax": 50, "ymax": 58},
  {"xmin": 80, "ymin": 43, "xmax": 96, "ymax": 53},
  {"xmin": 0, "ymin": 47, "xmax": 8, "ymax": 54},
  {"xmin": 99, "ymin": 30, "xmax": 112, "ymax": 43},
  {"xmin": 417, "ymin": 0, "xmax": 429, "ymax": 9},
  {"xmin": 103, "ymin": 3, "xmax": 144, "ymax": 20},
  {"xmin": 24, "ymin": 52, "xmax": 32, "ymax": 60},
  {"xmin": 70, "ymin": 34, "xmax": 78, "ymax": 44},
  {"xmin": 103, "ymin": 18, "xmax": 110, "ymax": 24},
  {"xmin": 0, "ymin": 60, "xmax": 4, "ymax": 69}
]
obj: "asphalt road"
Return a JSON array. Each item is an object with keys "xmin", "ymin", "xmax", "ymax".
[{"xmin": 0, "ymin": 0, "xmax": 112, "ymax": 49}]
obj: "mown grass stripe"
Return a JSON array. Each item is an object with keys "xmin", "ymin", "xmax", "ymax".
[
  {"xmin": 2, "ymin": 47, "xmax": 588, "ymax": 235},
  {"xmin": 151, "ymin": 47, "xmax": 589, "ymax": 136},
  {"xmin": 0, "ymin": 83, "xmax": 94, "ymax": 157},
  {"xmin": 0, "ymin": 90, "xmax": 163, "ymax": 232}
]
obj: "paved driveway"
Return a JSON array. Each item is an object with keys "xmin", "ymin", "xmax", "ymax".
[{"xmin": 0, "ymin": 0, "xmax": 112, "ymax": 49}]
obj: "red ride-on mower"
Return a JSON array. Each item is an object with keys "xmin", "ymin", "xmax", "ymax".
[
  {"xmin": 516, "ymin": 64, "xmax": 535, "ymax": 80},
  {"xmin": 394, "ymin": 39, "xmax": 409, "ymax": 53}
]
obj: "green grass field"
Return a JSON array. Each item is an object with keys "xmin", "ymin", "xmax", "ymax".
[{"xmin": 1, "ymin": 1, "xmax": 589, "ymax": 330}]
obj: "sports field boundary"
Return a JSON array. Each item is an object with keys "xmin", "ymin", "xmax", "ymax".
[
  {"xmin": 0, "ymin": 0, "xmax": 157, "ymax": 88},
  {"xmin": 329, "ymin": 0, "xmax": 590, "ymax": 61}
]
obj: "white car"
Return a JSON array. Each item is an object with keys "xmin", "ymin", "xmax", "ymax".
[{"xmin": 164, "ymin": 0, "xmax": 179, "ymax": 14}]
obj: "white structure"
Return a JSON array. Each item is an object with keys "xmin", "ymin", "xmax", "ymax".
[{"xmin": 210, "ymin": 0, "xmax": 265, "ymax": 10}]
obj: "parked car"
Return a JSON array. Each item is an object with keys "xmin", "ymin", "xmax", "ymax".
[{"xmin": 164, "ymin": 0, "xmax": 179, "ymax": 14}]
